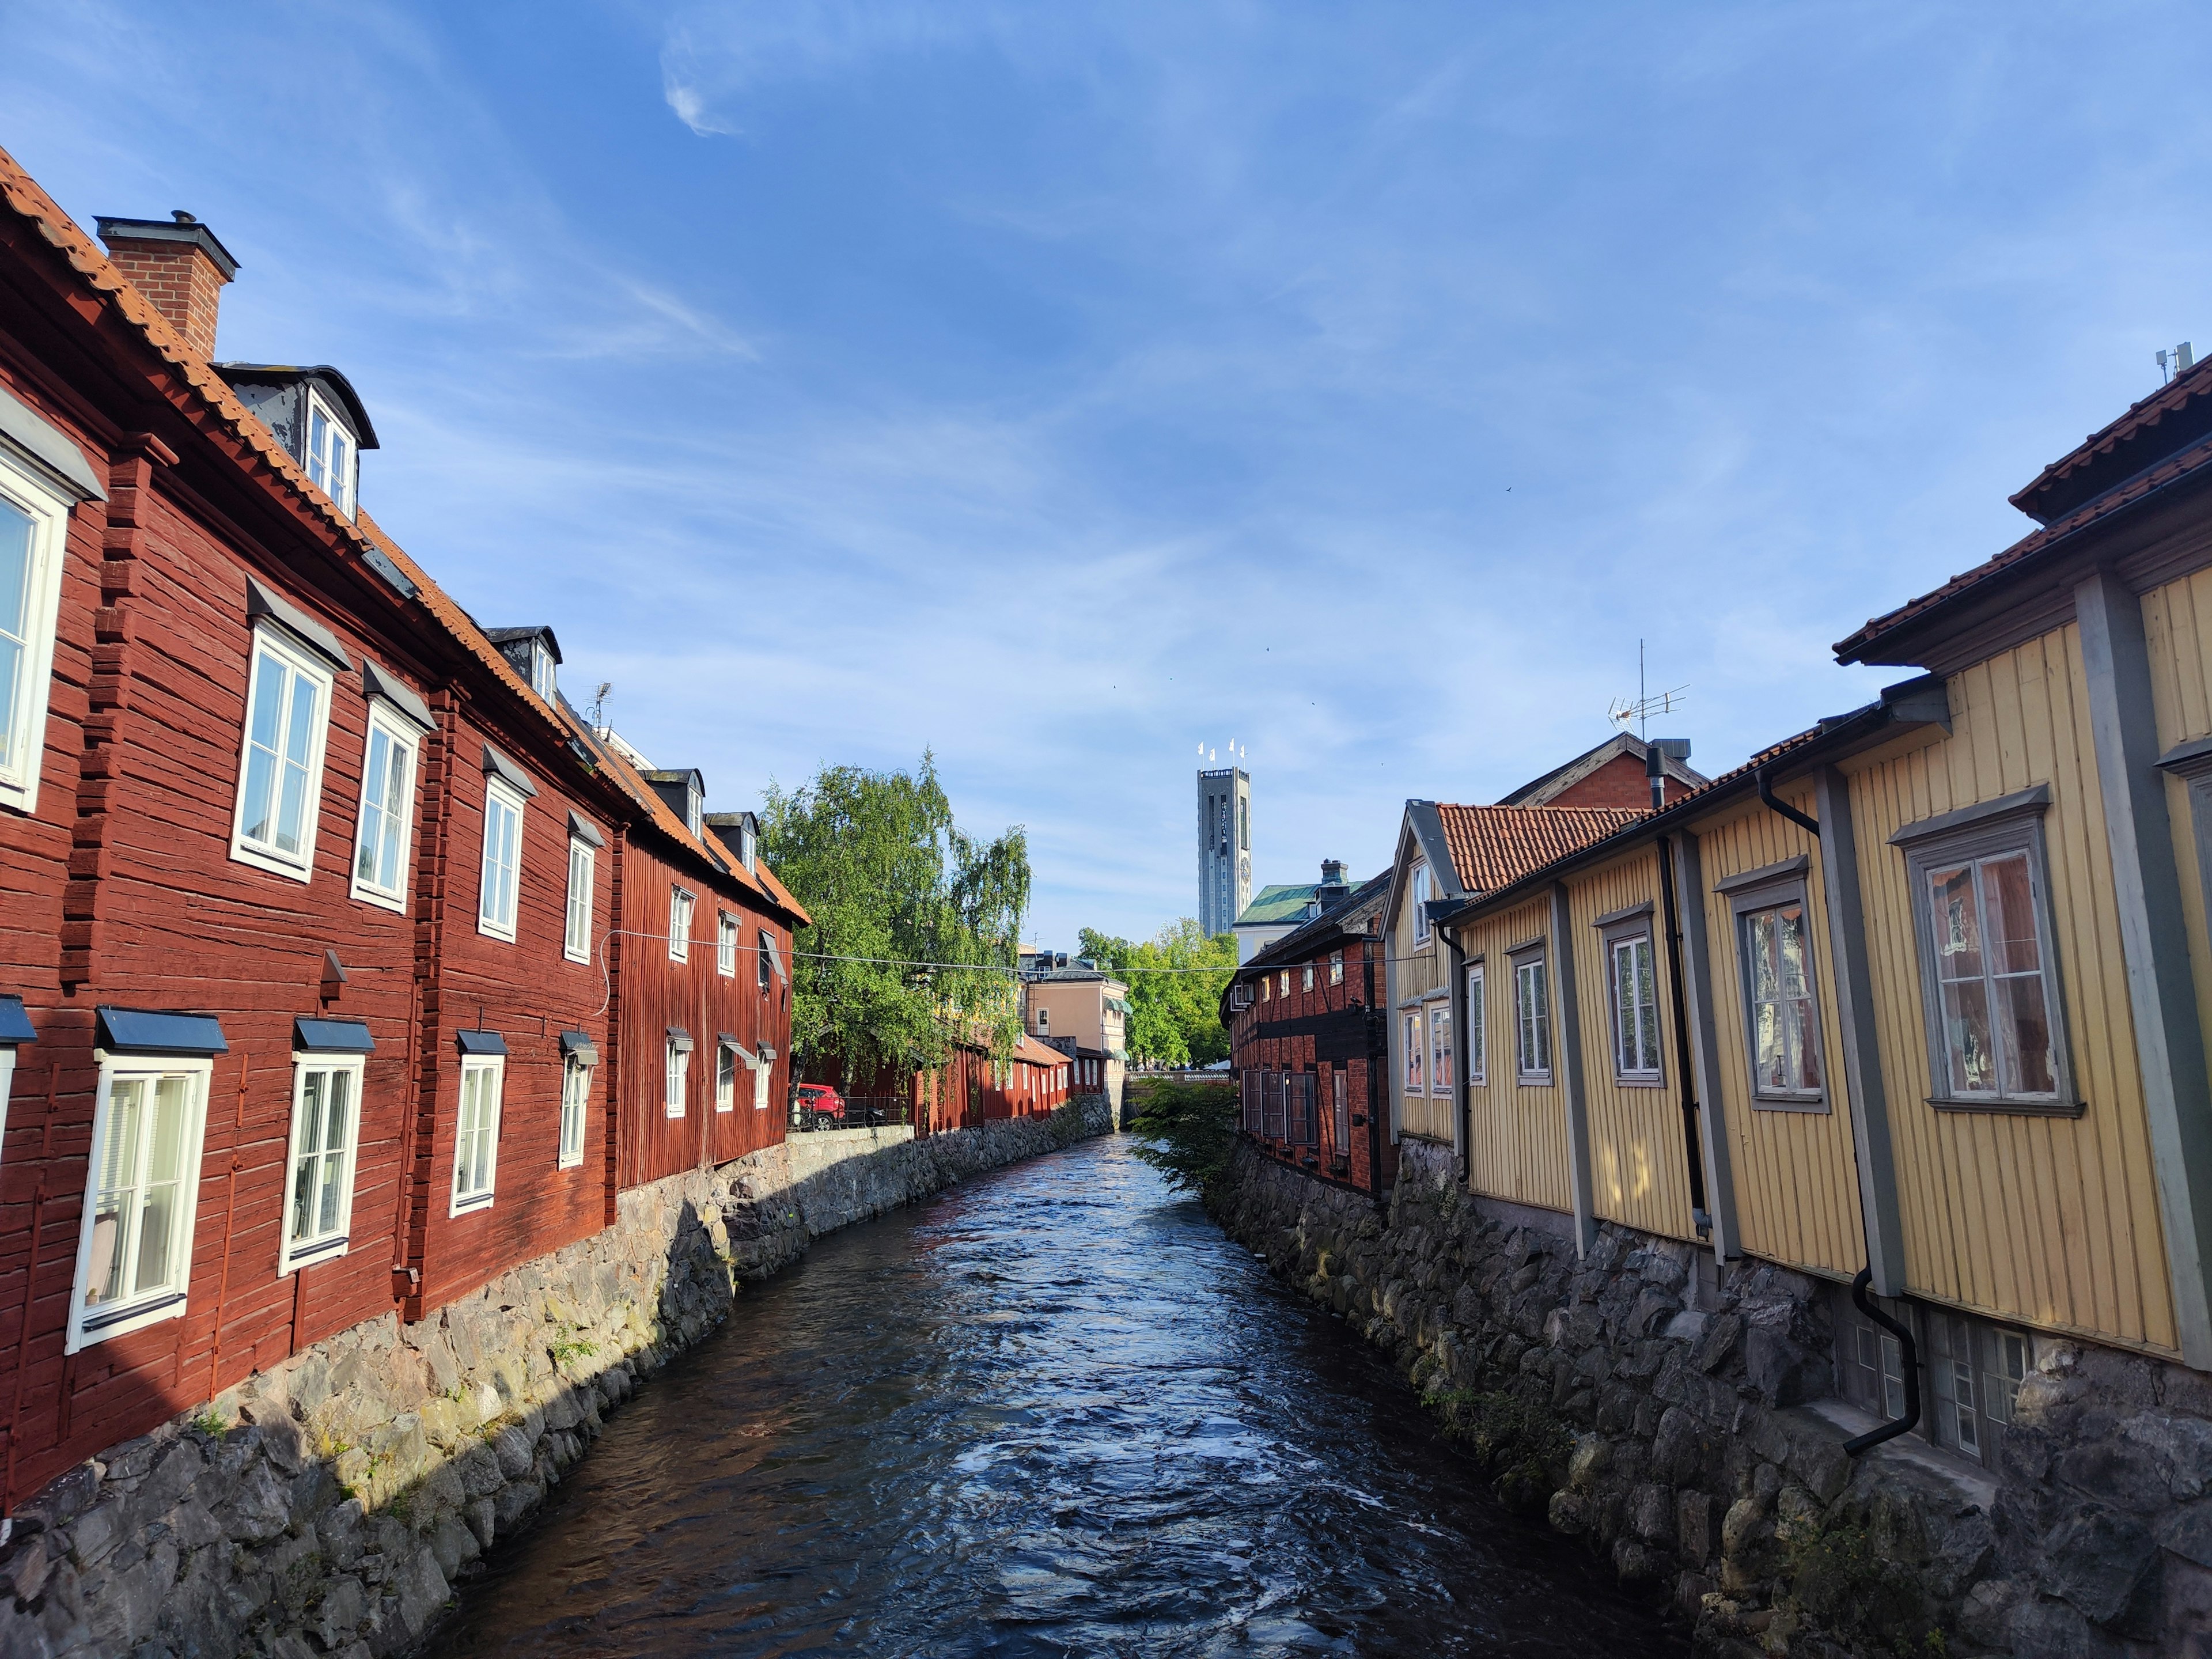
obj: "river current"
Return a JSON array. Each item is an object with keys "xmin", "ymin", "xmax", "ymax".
[{"xmin": 442, "ymin": 1134, "xmax": 1683, "ymax": 1657}]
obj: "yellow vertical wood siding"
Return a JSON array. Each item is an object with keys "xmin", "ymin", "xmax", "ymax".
[
  {"xmin": 1391, "ymin": 855, "xmax": 1453, "ymax": 1143},
  {"xmin": 2145, "ymin": 570, "xmax": 2212, "ymax": 1108},
  {"xmin": 1847, "ymin": 621, "xmax": 2176, "ymax": 1353},
  {"xmin": 1698, "ymin": 795, "xmax": 1868, "ymax": 1279},
  {"xmin": 1462, "ymin": 897, "xmax": 1573, "ymax": 1215},
  {"xmin": 1569, "ymin": 853, "xmax": 1700, "ymax": 1241}
]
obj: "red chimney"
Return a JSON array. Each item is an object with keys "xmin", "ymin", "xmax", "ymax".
[{"xmin": 93, "ymin": 211, "xmax": 239, "ymax": 361}]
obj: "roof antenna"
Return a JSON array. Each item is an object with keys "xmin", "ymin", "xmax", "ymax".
[
  {"xmin": 1607, "ymin": 640, "xmax": 1689, "ymax": 812},
  {"xmin": 589, "ymin": 681, "xmax": 612, "ymax": 729},
  {"xmin": 2160, "ymin": 343, "xmax": 2195, "ymax": 384}
]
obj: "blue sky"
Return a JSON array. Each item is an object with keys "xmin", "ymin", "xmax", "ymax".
[{"xmin": 8, "ymin": 2, "xmax": 2212, "ymax": 948}]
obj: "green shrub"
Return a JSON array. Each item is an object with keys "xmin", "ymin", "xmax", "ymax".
[
  {"xmin": 1430, "ymin": 1387, "xmax": 1571, "ymax": 1511},
  {"xmin": 1125, "ymin": 1080, "xmax": 1240, "ymax": 1199},
  {"xmin": 1781, "ymin": 1516, "xmax": 1941, "ymax": 1653}
]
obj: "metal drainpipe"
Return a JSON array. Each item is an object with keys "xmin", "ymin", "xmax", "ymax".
[{"xmin": 1754, "ymin": 764, "xmax": 1923, "ymax": 1453}]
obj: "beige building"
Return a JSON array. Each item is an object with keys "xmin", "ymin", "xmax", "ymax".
[{"xmin": 1022, "ymin": 962, "xmax": 1128, "ymax": 1118}]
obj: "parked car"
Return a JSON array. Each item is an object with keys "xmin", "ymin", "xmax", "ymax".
[{"xmin": 795, "ymin": 1083, "xmax": 846, "ymax": 1127}]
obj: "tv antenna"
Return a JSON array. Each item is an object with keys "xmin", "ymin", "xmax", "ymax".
[
  {"xmin": 589, "ymin": 681, "xmax": 612, "ymax": 728},
  {"xmin": 1607, "ymin": 640, "xmax": 1686, "ymax": 739}
]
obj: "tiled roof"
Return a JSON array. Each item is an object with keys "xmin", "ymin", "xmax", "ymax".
[
  {"xmin": 2010, "ymin": 351, "xmax": 2212, "ymax": 521},
  {"xmin": 1835, "ymin": 364, "xmax": 2212, "ymax": 665},
  {"xmin": 0, "ymin": 143, "xmax": 808, "ymax": 927},
  {"xmin": 1012, "ymin": 1034, "xmax": 1067, "ymax": 1069},
  {"xmin": 1435, "ymin": 805, "xmax": 1648, "ymax": 896}
]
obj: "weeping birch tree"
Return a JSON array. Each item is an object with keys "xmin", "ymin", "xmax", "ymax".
[{"xmin": 760, "ymin": 754, "xmax": 1029, "ymax": 1085}]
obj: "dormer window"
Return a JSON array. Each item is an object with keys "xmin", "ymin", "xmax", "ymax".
[
  {"xmin": 527, "ymin": 639, "xmax": 555, "ymax": 700},
  {"xmin": 303, "ymin": 390, "xmax": 354, "ymax": 517},
  {"xmin": 740, "ymin": 819, "xmax": 757, "ymax": 872}
]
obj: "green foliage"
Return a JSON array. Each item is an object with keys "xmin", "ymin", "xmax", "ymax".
[
  {"xmin": 1077, "ymin": 919, "xmax": 1235, "ymax": 1067},
  {"xmin": 188, "ymin": 1406, "xmax": 229, "ymax": 1439},
  {"xmin": 1430, "ymin": 1387, "xmax": 1571, "ymax": 1512},
  {"xmin": 1124, "ymin": 1079, "xmax": 1240, "ymax": 1197},
  {"xmin": 1779, "ymin": 1516, "xmax": 1940, "ymax": 1653},
  {"xmin": 762, "ymin": 753, "xmax": 1029, "ymax": 1082},
  {"xmin": 550, "ymin": 1324, "xmax": 599, "ymax": 1368}
]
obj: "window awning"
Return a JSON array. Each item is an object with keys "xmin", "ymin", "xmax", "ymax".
[
  {"xmin": 96, "ymin": 1006, "xmax": 228, "ymax": 1056},
  {"xmin": 756, "ymin": 1043, "xmax": 777, "ymax": 1065},
  {"xmin": 294, "ymin": 1017, "xmax": 374, "ymax": 1055},
  {"xmin": 0, "ymin": 995, "xmax": 35, "ymax": 1044},
  {"xmin": 362, "ymin": 660, "xmax": 436, "ymax": 733},
  {"xmin": 456, "ymin": 1028, "xmax": 507, "ymax": 1056},
  {"xmin": 482, "ymin": 743, "xmax": 538, "ymax": 799},
  {"xmin": 718, "ymin": 1031, "xmax": 741, "ymax": 1050},
  {"xmin": 245, "ymin": 575, "xmax": 352, "ymax": 673},
  {"xmin": 0, "ymin": 378, "xmax": 105, "ymax": 502},
  {"xmin": 666, "ymin": 1026, "xmax": 694, "ymax": 1054},
  {"xmin": 559, "ymin": 1029, "xmax": 598, "ymax": 1067},
  {"xmin": 567, "ymin": 810, "xmax": 604, "ymax": 849}
]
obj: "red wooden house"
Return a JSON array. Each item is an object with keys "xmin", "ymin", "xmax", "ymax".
[{"xmin": 0, "ymin": 149, "xmax": 804, "ymax": 1508}]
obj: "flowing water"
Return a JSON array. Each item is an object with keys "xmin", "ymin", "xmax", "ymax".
[{"xmin": 441, "ymin": 1134, "xmax": 1683, "ymax": 1657}]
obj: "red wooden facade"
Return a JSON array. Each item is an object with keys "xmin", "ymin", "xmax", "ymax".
[
  {"xmin": 1224, "ymin": 877, "xmax": 1392, "ymax": 1196},
  {"xmin": 815, "ymin": 1031, "xmax": 1070, "ymax": 1137},
  {"xmin": 0, "ymin": 148, "xmax": 806, "ymax": 1506}
]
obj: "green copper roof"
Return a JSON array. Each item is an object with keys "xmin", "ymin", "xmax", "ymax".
[{"xmin": 1235, "ymin": 884, "xmax": 1321, "ymax": 926}]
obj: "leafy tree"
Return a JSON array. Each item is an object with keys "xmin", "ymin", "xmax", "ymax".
[
  {"xmin": 1078, "ymin": 918, "xmax": 1236, "ymax": 1067},
  {"xmin": 760, "ymin": 754, "xmax": 1029, "ymax": 1086},
  {"xmin": 1124, "ymin": 1079, "xmax": 1240, "ymax": 1198}
]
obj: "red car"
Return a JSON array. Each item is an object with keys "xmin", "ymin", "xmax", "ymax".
[{"xmin": 795, "ymin": 1083, "xmax": 846, "ymax": 1126}]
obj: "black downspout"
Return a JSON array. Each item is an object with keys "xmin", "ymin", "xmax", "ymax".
[
  {"xmin": 1843, "ymin": 1268, "xmax": 1922, "ymax": 1454},
  {"xmin": 1754, "ymin": 765, "xmax": 1923, "ymax": 1453},
  {"xmin": 1653, "ymin": 834, "xmax": 1709, "ymax": 1230}
]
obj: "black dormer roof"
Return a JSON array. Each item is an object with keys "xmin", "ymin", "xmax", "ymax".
[
  {"xmin": 482, "ymin": 626, "xmax": 563, "ymax": 665},
  {"xmin": 212, "ymin": 364, "xmax": 378, "ymax": 449}
]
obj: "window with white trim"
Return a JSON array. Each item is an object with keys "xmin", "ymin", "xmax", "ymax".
[
  {"xmin": 559, "ymin": 1055, "xmax": 590, "ymax": 1168},
  {"xmin": 1036, "ymin": 1006, "xmax": 1050, "ymax": 1036},
  {"xmin": 232, "ymin": 627, "xmax": 335, "ymax": 881},
  {"xmin": 349, "ymin": 706, "xmax": 416, "ymax": 911},
  {"xmin": 757, "ymin": 929, "xmax": 774, "ymax": 994},
  {"xmin": 1402, "ymin": 1007, "xmax": 1425, "ymax": 1093},
  {"xmin": 1329, "ymin": 950, "xmax": 1344, "ymax": 986},
  {"xmin": 669, "ymin": 887, "xmax": 694, "ymax": 962},
  {"xmin": 478, "ymin": 778, "xmax": 525, "ymax": 941},
  {"xmin": 1732, "ymin": 881, "xmax": 1824, "ymax": 1107},
  {"xmin": 282, "ymin": 1054, "xmax": 363, "ymax": 1272},
  {"xmin": 451, "ymin": 1056, "xmax": 503, "ymax": 1213},
  {"xmin": 1605, "ymin": 918, "xmax": 1662, "ymax": 1084},
  {"xmin": 1514, "ymin": 950, "xmax": 1552, "ymax": 1083},
  {"xmin": 1895, "ymin": 794, "xmax": 2073, "ymax": 1111},
  {"xmin": 1465, "ymin": 962, "xmax": 1486, "ymax": 1084},
  {"xmin": 0, "ymin": 453, "xmax": 73, "ymax": 817},
  {"xmin": 1427, "ymin": 999, "xmax": 1453, "ymax": 1097},
  {"xmin": 1411, "ymin": 862, "xmax": 1432, "ymax": 942},
  {"xmin": 563, "ymin": 840, "xmax": 593, "ymax": 964},
  {"xmin": 302, "ymin": 388, "xmax": 356, "ymax": 518},
  {"xmin": 70, "ymin": 1058, "xmax": 212, "ymax": 1350},
  {"xmin": 1302, "ymin": 964, "xmax": 1315, "ymax": 992},
  {"xmin": 752, "ymin": 1050, "xmax": 771, "ymax": 1111},
  {"xmin": 717, "ymin": 911, "xmax": 738, "ymax": 978},
  {"xmin": 665, "ymin": 1037, "xmax": 690, "ymax": 1118},
  {"xmin": 717, "ymin": 1043, "xmax": 737, "ymax": 1112}
]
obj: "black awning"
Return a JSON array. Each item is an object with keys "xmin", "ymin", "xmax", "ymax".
[
  {"xmin": 0, "ymin": 995, "xmax": 34, "ymax": 1044},
  {"xmin": 456, "ymin": 1028, "xmax": 508, "ymax": 1057},
  {"xmin": 96, "ymin": 1006, "xmax": 228, "ymax": 1056},
  {"xmin": 293, "ymin": 1017, "xmax": 374, "ymax": 1055},
  {"xmin": 559, "ymin": 1029, "xmax": 599, "ymax": 1067},
  {"xmin": 666, "ymin": 1026, "xmax": 695, "ymax": 1054}
]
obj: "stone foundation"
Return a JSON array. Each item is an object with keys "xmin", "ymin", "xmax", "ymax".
[
  {"xmin": 0, "ymin": 1100, "xmax": 1111, "ymax": 1658},
  {"xmin": 1214, "ymin": 1137, "xmax": 2212, "ymax": 1657}
]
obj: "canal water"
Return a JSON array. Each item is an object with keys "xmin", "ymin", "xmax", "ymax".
[{"xmin": 442, "ymin": 1135, "xmax": 1683, "ymax": 1657}]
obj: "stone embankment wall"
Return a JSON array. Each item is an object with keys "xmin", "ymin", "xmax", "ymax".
[
  {"xmin": 0, "ymin": 1100, "xmax": 1111, "ymax": 1659},
  {"xmin": 1218, "ymin": 1138, "xmax": 2212, "ymax": 1658}
]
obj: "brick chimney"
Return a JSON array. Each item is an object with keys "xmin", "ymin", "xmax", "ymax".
[{"xmin": 93, "ymin": 212, "xmax": 239, "ymax": 361}]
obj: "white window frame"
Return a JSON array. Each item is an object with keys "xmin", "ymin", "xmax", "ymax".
[
  {"xmin": 752, "ymin": 1050, "xmax": 771, "ymax": 1111},
  {"xmin": 1465, "ymin": 961, "xmax": 1487, "ymax": 1085},
  {"xmin": 66, "ymin": 1054, "xmax": 214, "ymax": 1353},
  {"xmin": 1512, "ymin": 946, "xmax": 1552, "ymax": 1085},
  {"xmin": 229, "ymin": 624, "xmax": 336, "ymax": 882},
  {"xmin": 665, "ymin": 1039, "xmax": 690, "ymax": 1118},
  {"xmin": 1036, "ymin": 1005, "xmax": 1050, "ymax": 1036},
  {"xmin": 1329, "ymin": 950, "xmax": 1344, "ymax": 986},
  {"xmin": 717, "ymin": 1043, "xmax": 737, "ymax": 1112},
  {"xmin": 1402, "ymin": 1007, "xmax": 1425, "ymax": 1094},
  {"xmin": 529, "ymin": 641, "xmax": 556, "ymax": 702},
  {"xmin": 450, "ymin": 1055, "xmax": 504, "ymax": 1215},
  {"xmin": 302, "ymin": 387, "xmax": 356, "ymax": 518},
  {"xmin": 669, "ymin": 887, "xmax": 694, "ymax": 963},
  {"xmin": 563, "ymin": 840, "xmax": 594, "ymax": 964},
  {"xmin": 1894, "ymin": 790, "xmax": 2075, "ymax": 1114},
  {"xmin": 281, "ymin": 1052, "xmax": 365, "ymax": 1273},
  {"xmin": 1427, "ymin": 995, "xmax": 1453, "ymax": 1097},
  {"xmin": 1603, "ymin": 914, "xmax": 1664, "ymax": 1086},
  {"xmin": 0, "ymin": 1045, "xmax": 16, "ymax": 1152},
  {"xmin": 1302, "ymin": 964, "xmax": 1315, "ymax": 992},
  {"xmin": 477, "ymin": 776, "xmax": 526, "ymax": 942},
  {"xmin": 717, "ymin": 911, "xmax": 738, "ymax": 978},
  {"xmin": 559, "ymin": 1055, "xmax": 591, "ymax": 1168},
  {"xmin": 0, "ymin": 451, "xmax": 73, "ymax": 818},
  {"xmin": 1411, "ymin": 863, "xmax": 1433, "ymax": 943},
  {"xmin": 347, "ymin": 703, "xmax": 418, "ymax": 913}
]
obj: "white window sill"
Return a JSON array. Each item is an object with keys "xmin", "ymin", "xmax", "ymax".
[
  {"xmin": 476, "ymin": 914, "xmax": 517, "ymax": 944},
  {"xmin": 557, "ymin": 1151, "xmax": 584, "ymax": 1171},
  {"xmin": 231, "ymin": 839, "xmax": 315, "ymax": 884},
  {"xmin": 67, "ymin": 1289, "xmax": 188, "ymax": 1355},
  {"xmin": 281, "ymin": 1234, "xmax": 349, "ymax": 1275},
  {"xmin": 450, "ymin": 1191, "xmax": 495, "ymax": 1218},
  {"xmin": 349, "ymin": 876, "xmax": 407, "ymax": 915},
  {"xmin": 562, "ymin": 945, "xmax": 589, "ymax": 965}
]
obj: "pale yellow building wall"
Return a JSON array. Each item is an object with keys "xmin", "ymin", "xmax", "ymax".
[
  {"xmin": 2145, "ymin": 569, "xmax": 2212, "ymax": 1109},
  {"xmin": 1460, "ymin": 896, "xmax": 1573, "ymax": 1215},
  {"xmin": 1696, "ymin": 790, "xmax": 1868, "ymax": 1280},
  {"xmin": 1391, "ymin": 849, "xmax": 1453, "ymax": 1144},
  {"xmin": 1566, "ymin": 850, "xmax": 1700, "ymax": 1242},
  {"xmin": 1846, "ymin": 621, "xmax": 2176, "ymax": 1353}
]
